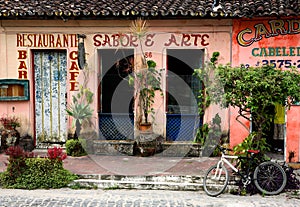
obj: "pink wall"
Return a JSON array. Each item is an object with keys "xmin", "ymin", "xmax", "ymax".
[
  {"xmin": 232, "ymin": 18, "xmax": 300, "ymax": 162},
  {"xmin": 286, "ymin": 106, "xmax": 300, "ymax": 162},
  {"xmin": 229, "ymin": 107, "xmax": 250, "ymax": 148}
]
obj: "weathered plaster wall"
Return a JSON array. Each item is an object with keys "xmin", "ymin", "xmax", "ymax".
[{"xmin": 0, "ymin": 19, "xmax": 232, "ymax": 144}]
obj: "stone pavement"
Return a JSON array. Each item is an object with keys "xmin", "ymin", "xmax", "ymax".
[
  {"xmin": 0, "ymin": 188, "xmax": 300, "ymax": 207},
  {"xmin": 0, "ymin": 150, "xmax": 299, "ymax": 191}
]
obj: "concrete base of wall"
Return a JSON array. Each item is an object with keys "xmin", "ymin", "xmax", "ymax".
[{"xmin": 90, "ymin": 140, "xmax": 203, "ymax": 157}]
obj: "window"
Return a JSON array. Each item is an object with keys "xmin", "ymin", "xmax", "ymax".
[{"xmin": 0, "ymin": 79, "xmax": 29, "ymax": 101}]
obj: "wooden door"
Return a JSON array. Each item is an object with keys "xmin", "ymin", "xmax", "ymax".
[{"xmin": 33, "ymin": 50, "xmax": 67, "ymax": 144}]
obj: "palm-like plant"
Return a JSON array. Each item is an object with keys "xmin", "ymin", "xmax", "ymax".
[
  {"xmin": 66, "ymin": 86, "xmax": 93, "ymax": 139},
  {"xmin": 128, "ymin": 19, "xmax": 163, "ymax": 130}
]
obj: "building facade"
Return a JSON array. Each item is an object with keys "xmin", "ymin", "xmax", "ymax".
[{"xmin": 0, "ymin": 0, "xmax": 299, "ymax": 162}]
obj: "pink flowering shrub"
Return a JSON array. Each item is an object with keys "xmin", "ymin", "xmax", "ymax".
[{"xmin": 47, "ymin": 146, "xmax": 67, "ymax": 161}]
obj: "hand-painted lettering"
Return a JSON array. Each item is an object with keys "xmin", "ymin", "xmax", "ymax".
[
  {"xmin": 16, "ymin": 34, "xmax": 77, "ymax": 47},
  {"xmin": 237, "ymin": 19, "xmax": 300, "ymax": 47}
]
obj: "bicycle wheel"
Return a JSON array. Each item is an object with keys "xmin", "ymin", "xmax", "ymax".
[
  {"xmin": 203, "ymin": 164, "xmax": 229, "ymax": 196},
  {"xmin": 253, "ymin": 161, "xmax": 287, "ymax": 195}
]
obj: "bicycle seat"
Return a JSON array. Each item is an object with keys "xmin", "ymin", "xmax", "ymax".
[{"xmin": 247, "ymin": 149, "xmax": 260, "ymax": 154}]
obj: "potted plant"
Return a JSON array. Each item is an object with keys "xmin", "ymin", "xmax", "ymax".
[
  {"xmin": 129, "ymin": 59, "xmax": 163, "ymax": 131},
  {"xmin": 0, "ymin": 114, "xmax": 21, "ymax": 149},
  {"xmin": 128, "ymin": 19, "xmax": 163, "ymax": 132},
  {"xmin": 0, "ymin": 115, "xmax": 20, "ymax": 130}
]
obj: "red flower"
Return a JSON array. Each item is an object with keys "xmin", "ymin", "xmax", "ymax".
[{"xmin": 47, "ymin": 147, "xmax": 67, "ymax": 161}]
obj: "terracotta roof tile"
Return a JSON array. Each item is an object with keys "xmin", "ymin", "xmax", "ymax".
[{"xmin": 0, "ymin": 0, "xmax": 299, "ymax": 19}]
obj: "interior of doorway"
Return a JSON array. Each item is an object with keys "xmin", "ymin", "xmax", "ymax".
[
  {"xmin": 263, "ymin": 103, "xmax": 285, "ymax": 160},
  {"xmin": 99, "ymin": 49, "xmax": 134, "ymax": 114}
]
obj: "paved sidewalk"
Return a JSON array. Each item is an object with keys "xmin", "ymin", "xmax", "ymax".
[
  {"xmin": 0, "ymin": 149, "xmax": 293, "ymax": 176},
  {"xmin": 0, "ymin": 151, "xmax": 218, "ymax": 176}
]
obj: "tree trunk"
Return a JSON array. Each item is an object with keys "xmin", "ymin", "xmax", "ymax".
[{"xmin": 74, "ymin": 120, "xmax": 81, "ymax": 140}]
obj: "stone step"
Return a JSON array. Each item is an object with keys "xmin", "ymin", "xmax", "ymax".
[
  {"xmin": 78, "ymin": 174, "xmax": 203, "ymax": 183},
  {"xmin": 69, "ymin": 174, "xmax": 239, "ymax": 191},
  {"xmin": 71, "ymin": 179, "xmax": 204, "ymax": 191}
]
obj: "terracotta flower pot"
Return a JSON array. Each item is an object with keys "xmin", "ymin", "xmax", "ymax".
[{"xmin": 138, "ymin": 123, "xmax": 152, "ymax": 131}]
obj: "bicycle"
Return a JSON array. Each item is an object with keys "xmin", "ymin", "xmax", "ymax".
[{"xmin": 203, "ymin": 145, "xmax": 287, "ymax": 197}]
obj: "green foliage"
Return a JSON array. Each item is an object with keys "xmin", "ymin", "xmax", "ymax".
[
  {"xmin": 194, "ymin": 123, "xmax": 209, "ymax": 145},
  {"xmin": 196, "ymin": 114, "xmax": 223, "ymax": 157},
  {"xmin": 66, "ymin": 86, "xmax": 94, "ymax": 126},
  {"xmin": 193, "ymin": 52, "xmax": 222, "ymax": 117},
  {"xmin": 66, "ymin": 103, "xmax": 93, "ymax": 124},
  {"xmin": 0, "ymin": 158, "xmax": 78, "ymax": 189},
  {"xmin": 195, "ymin": 52, "xmax": 300, "ymax": 141},
  {"xmin": 218, "ymin": 64, "xmax": 300, "ymax": 139},
  {"xmin": 0, "ymin": 146, "xmax": 77, "ymax": 189},
  {"xmin": 233, "ymin": 133, "xmax": 270, "ymax": 172},
  {"xmin": 66, "ymin": 86, "xmax": 94, "ymax": 139},
  {"xmin": 1, "ymin": 146, "xmax": 34, "ymax": 185},
  {"xmin": 233, "ymin": 132, "xmax": 270, "ymax": 155},
  {"xmin": 66, "ymin": 139, "xmax": 87, "ymax": 157},
  {"xmin": 147, "ymin": 59, "xmax": 157, "ymax": 68},
  {"xmin": 131, "ymin": 59, "xmax": 163, "ymax": 124}
]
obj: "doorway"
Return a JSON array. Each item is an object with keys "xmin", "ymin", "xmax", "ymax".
[
  {"xmin": 166, "ymin": 49, "xmax": 204, "ymax": 141},
  {"xmin": 98, "ymin": 49, "xmax": 134, "ymax": 140},
  {"xmin": 33, "ymin": 50, "xmax": 67, "ymax": 144}
]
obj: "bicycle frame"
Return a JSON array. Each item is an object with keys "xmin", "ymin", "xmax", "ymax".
[
  {"xmin": 216, "ymin": 154, "xmax": 239, "ymax": 174},
  {"xmin": 215, "ymin": 150, "xmax": 256, "ymax": 186}
]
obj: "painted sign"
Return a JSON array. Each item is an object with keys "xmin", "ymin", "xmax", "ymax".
[
  {"xmin": 233, "ymin": 19, "xmax": 300, "ymax": 69},
  {"xmin": 16, "ymin": 33, "xmax": 80, "ymax": 91},
  {"xmin": 93, "ymin": 33, "xmax": 210, "ymax": 48},
  {"xmin": 16, "ymin": 34, "xmax": 77, "ymax": 48}
]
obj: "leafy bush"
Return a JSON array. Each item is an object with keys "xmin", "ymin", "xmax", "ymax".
[
  {"xmin": 233, "ymin": 132, "xmax": 270, "ymax": 156},
  {"xmin": 233, "ymin": 133, "xmax": 271, "ymax": 195},
  {"xmin": 9, "ymin": 158, "xmax": 77, "ymax": 189},
  {"xmin": 233, "ymin": 133, "xmax": 270, "ymax": 170},
  {"xmin": 66, "ymin": 139, "xmax": 87, "ymax": 157},
  {"xmin": 1, "ymin": 146, "xmax": 35, "ymax": 186},
  {"xmin": 0, "ymin": 146, "xmax": 78, "ymax": 189}
]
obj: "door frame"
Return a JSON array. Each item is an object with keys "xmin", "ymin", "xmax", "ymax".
[{"xmin": 31, "ymin": 49, "xmax": 68, "ymax": 146}]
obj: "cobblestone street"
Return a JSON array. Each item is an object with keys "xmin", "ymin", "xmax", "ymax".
[{"xmin": 0, "ymin": 188, "xmax": 299, "ymax": 207}]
